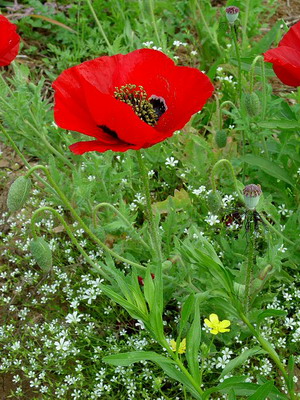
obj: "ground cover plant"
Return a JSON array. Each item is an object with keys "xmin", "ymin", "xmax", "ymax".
[{"xmin": 0, "ymin": 0, "xmax": 299, "ymax": 399}]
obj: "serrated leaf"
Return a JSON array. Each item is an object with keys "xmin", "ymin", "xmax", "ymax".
[{"xmin": 152, "ymin": 188, "xmax": 191, "ymax": 214}]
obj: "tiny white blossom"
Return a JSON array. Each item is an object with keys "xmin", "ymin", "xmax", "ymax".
[
  {"xmin": 165, "ymin": 157, "xmax": 179, "ymax": 167},
  {"xmin": 205, "ymin": 212, "xmax": 220, "ymax": 226}
]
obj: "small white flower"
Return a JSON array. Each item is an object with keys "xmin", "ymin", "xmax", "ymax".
[
  {"xmin": 192, "ymin": 185, "xmax": 206, "ymax": 196},
  {"xmin": 205, "ymin": 212, "xmax": 220, "ymax": 226},
  {"xmin": 143, "ymin": 41, "xmax": 153, "ymax": 47},
  {"xmin": 191, "ymin": 50, "xmax": 198, "ymax": 56},
  {"xmin": 88, "ymin": 175, "xmax": 96, "ymax": 181},
  {"xmin": 278, "ymin": 244, "xmax": 287, "ymax": 253},
  {"xmin": 165, "ymin": 157, "xmax": 179, "ymax": 167},
  {"xmin": 65, "ymin": 311, "xmax": 83, "ymax": 324}
]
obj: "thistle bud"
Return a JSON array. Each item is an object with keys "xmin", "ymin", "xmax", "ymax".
[
  {"xmin": 207, "ymin": 191, "xmax": 222, "ymax": 213},
  {"xmin": 215, "ymin": 129, "xmax": 227, "ymax": 148},
  {"xmin": 243, "ymin": 92, "xmax": 261, "ymax": 117},
  {"xmin": 30, "ymin": 237, "xmax": 52, "ymax": 272},
  {"xmin": 243, "ymin": 184, "xmax": 262, "ymax": 210},
  {"xmin": 226, "ymin": 6, "xmax": 240, "ymax": 24},
  {"xmin": 7, "ymin": 176, "xmax": 32, "ymax": 212}
]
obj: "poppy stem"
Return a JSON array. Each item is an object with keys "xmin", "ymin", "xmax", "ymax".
[
  {"xmin": 92, "ymin": 202, "xmax": 151, "ymax": 251},
  {"xmin": 149, "ymin": 0, "xmax": 162, "ymax": 48},
  {"xmin": 244, "ymin": 212, "xmax": 255, "ymax": 313},
  {"xmin": 230, "ymin": 24, "xmax": 242, "ymax": 104},
  {"xmin": 85, "ymin": 0, "xmax": 114, "ymax": 54},
  {"xmin": 210, "ymin": 159, "xmax": 244, "ymax": 202},
  {"xmin": 240, "ymin": 312, "xmax": 296, "ymax": 399},
  {"xmin": 136, "ymin": 151, "xmax": 162, "ymax": 264},
  {"xmin": 30, "ymin": 206, "xmax": 111, "ymax": 281},
  {"xmin": 24, "ymin": 165, "xmax": 147, "ymax": 272}
]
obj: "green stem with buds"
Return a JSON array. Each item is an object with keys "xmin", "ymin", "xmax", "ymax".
[
  {"xmin": 211, "ymin": 159, "xmax": 243, "ymax": 201},
  {"xmin": 31, "ymin": 206, "xmax": 111, "ymax": 280},
  {"xmin": 25, "ymin": 165, "xmax": 146, "ymax": 272}
]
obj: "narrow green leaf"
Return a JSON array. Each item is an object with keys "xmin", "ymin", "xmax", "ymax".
[
  {"xmin": 220, "ymin": 347, "xmax": 264, "ymax": 379},
  {"xmin": 258, "ymin": 120, "xmax": 299, "ymax": 129},
  {"xmin": 179, "ymin": 294, "xmax": 195, "ymax": 336},
  {"xmin": 257, "ymin": 309, "xmax": 287, "ymax": 324},
  {"xmin": 186, "ymin": 295, "xmax": 201, "ymax": 381},
  {"xmin": 247, "ymin": 381, "xmax": 274, "ymax": 400},
  {"xmin": 242, "ymin": 154, "xmax": 294, "ymax": 186}
]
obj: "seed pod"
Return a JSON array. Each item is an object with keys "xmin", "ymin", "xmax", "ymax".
[
  {"xmin": 226, "ymin": 6, "xmax": 240, "ymax": 24},
  {"xmin": 207, "ymin": 191, "xmax": 222, "ymax": 213},
  {"xmin": 30, "ymin": 237, "xmax": 52, "ymax": 272},
  {"xmin": 7, "ymin": 176, "xmax": 32, "ymax": 212},
  {"xmin": 215, "ymin": 129, "xmax": 227, "ymax": 148},
  {"xmin": 243, "ymin": 184, "xmax": 262, "ymax": 210},
  {"xmin": 243, "ymin": 92, "xmax": 261, "ymax": 117}
]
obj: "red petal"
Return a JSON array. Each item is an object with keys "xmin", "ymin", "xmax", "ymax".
[
  {"xmin": 264, "ymin": 46, "xmax": 300, "ymax": 86},
  {"xmin": 278, "ymin": 21, "xmax": 300, "ymax": 50},
  {"xmin": 69, "ymin": 140, "xmax": 138, "ymax": 154},
  {"xmin": 0, "ymin": 16, "xmax": 20, "ymax": 66}
]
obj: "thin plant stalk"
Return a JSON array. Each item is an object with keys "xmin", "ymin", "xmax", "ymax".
[
  {"xmin": 211, "ymin": 158, "xmax": 243, "ymax": 202},
  {"xmin": 85, "ymin": 0, "xmax": 113, "ymax": 54},
  {"xmin": 240, "ymin": 312, "xmax": 296, "ymax": 400},
  {"xmin": 136, "ymin": 151, "xmax": 162, "ymax": 264},
  {"xmin": 230, "ymin": 24, "xmax": 242, "ymax": 103},
  {"xmin": 25, "ymin": 165, "xmax": 147, "ymax": 272},
  {"xmin": 194, "ymin": 0, "xmax": 221, "ymax": 54},
  {"xmin": 31, "ymin": 206, "xmax": 111, "ymax": 281},
  {"xmin": 241, "ymin": 0, "xmax": 251, "ymax": 50},
  {"xmin": 92, "ymin": 202, "xmax": 150, "ymax": 251},
  {"xmin": 244, "ymin": 212, "xmax": 255, "ymax": 313},
  {"xmin": 149, "ymin": 0, "xmax": 162, "ymax": 48}
]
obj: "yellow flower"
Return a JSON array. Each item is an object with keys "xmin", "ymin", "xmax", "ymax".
[
  {"xmin": 204, "ymin": 313, "xmax": 231, "ymax": 335},
  {"xmin": 170, "ymin": 338, "xmax": 186, "ymax": 354}
]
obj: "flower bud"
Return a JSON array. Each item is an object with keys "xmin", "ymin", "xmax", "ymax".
[
  {"xmin": 243, "ymin": 184, "xmax": 262, "ymax": 210},
  {"xmin": 226, "ymin": 6, "xmax": 240, "ymax": 24},
  {"xmin": 215, "ymin": 129, "xmax": 227, "ymax": 148},
  {"xmin": 207, "ymin": 191, "xmax": 222, "ymax": 213},
  {"xmin": 243, "ymin": 92, "xmax": 261, "ymax": 117},
  {"xmin": 7, "ymin": 176, "xmax": 32, "ymax": 212},
  {"xmin": 30, "ymin": 237, "xmax": 52, "ymax": 272}
]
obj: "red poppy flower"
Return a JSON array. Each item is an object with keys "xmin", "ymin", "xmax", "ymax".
[
  {"xmin": 52, "ymin": 49, "xmax": 214, "ymax": 154},
  {"xmin": 0, "ymin": 15, "xmax": 20, "ymax": 67},
  {"xmin": 264, "ymin": 21, "xmax": 300, "ymax": 87}
]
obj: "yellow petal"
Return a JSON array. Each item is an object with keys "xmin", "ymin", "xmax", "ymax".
[
  {"xmin": 219, "ymin": 328, "xmax": 230, "ymax": 333},
  {"xmin": 170, "ymin": 339, "xmax": 177, "ymax": 352},
  {"xmin": 209, "ymin": 314, "xmax": 219, "ymax": 324},
  {"xmin": 210, "ymin": 329, "xmax": 219, "ymax": 335},
  {"xmin": 219, "ymin": 320, "xmax": 231, "ymax": 328},
  {"xmin": 204, "ymin": 318, "xmax": 213, "ymax": 328},
  {"xmin": 178, "ymin": 338, "xmax": 186, "ymax": 354}
]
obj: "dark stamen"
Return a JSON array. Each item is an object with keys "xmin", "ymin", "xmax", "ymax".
[{"xmin": 114, "ymin": 84, "xmax": 167, "ymax": 126}]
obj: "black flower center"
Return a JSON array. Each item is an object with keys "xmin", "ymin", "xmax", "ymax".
[{"xmin": 114, "ymin": 84, "xmax": 167, "ymax": 126}]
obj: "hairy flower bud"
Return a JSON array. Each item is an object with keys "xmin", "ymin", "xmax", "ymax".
[
  {"xmin": 215, "ymin": 129, "xmax": 227, "ymax": 148},
  {"xmin": 243, "ymin": 92, "xmax": 261, "ymax": 117},
  {"xmin": 30, "ymin": 237, "xmax": 52, "ymax": 272},
  {"xmin": 243, "ymin": 184, "xmax": 262, "ymax": 210},
  {"xmin": 226, "ymin": 6, "xmax": 240, "ymax": 24},
  {"xmin": 7, "ymin": 176, "xmax": 32, "ymax": 212},
  {"xmin": 207, "ymin": 191, "xmax": 222, "ymax": 213}
]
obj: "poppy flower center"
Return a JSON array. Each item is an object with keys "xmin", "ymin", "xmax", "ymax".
[{"xmin": 114, "ymin": 84, "xmax": 167, "ymax": 126}]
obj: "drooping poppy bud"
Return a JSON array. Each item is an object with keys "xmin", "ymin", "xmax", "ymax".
[
  {"xmin": 30, "ymin": 237, "xmax": 52, "ymax": 272},
  {"xmin": 7, "ymin": 176, "xmax": 32, "ymax": 212},
  {"xmin": 215, "ymin": 129, "xmax": 227, "ymax": 148},
  {"xmin": 226, "ymin": 6, "xmax": 240, "ymax": 25},
  {"xmin": 243, "ymin": 92, "xmax": 261, "ymax": 117},
  {"xmin": 243, "ymin": 184, "xmax": 262, "ymax": 210}
]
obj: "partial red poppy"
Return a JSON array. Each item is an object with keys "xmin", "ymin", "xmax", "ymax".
[
  {"xmin": 264, "ymin": 21, "xmax": 300, "ymax": 87},
  {"xmin": 52, "ymin": 49, "xmax": 214, "ymax": 154},
  {"xmin": 0, "ymin": 15, "xmax": 20, "ymax": 67}
]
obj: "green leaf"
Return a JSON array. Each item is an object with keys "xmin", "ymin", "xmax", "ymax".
[
  {"xmin": 179, "ymin": 294, "xmax": 195, "ymax": 336},
  {"xmin": 152, "ymin": 188, "xmax": 191, "ymax": 214},
  {"xmin": 242, "ymin": 154, "xmax": 294, "ymax": 186},
  {"xmin": 258, "ymin": 120, "xmax": 299, "ymax": 129},
  {"xmin": 256, "ymin": 309, "xmax": 287, "ymax": 324},
  {"xmin": 247, "ymin": 20, "xmax": 284, "ymax": 56},
  {"xmin": 220, "ymin": 347, "xmax": 264, "ymax": 379},
  {"xmin": 186, "ymin": 295, "xmax": 201, "ymax": 381},
  {"xmin": 103, "ymin": 351, "xmax": 202, "ymax": 399},
  {"xmin": 247, "ymin": 381, "xmax": 275, "ymax": 400}
]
